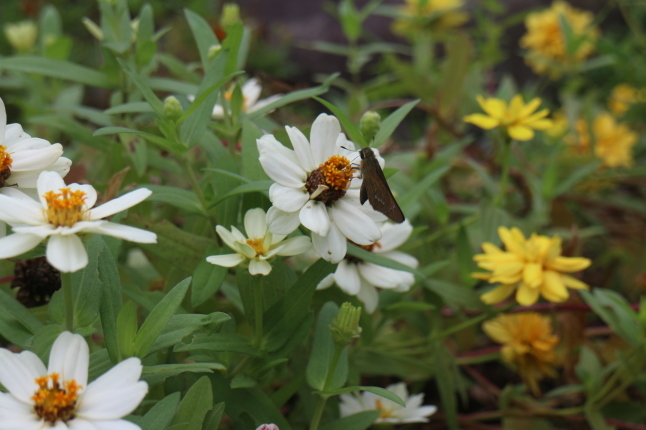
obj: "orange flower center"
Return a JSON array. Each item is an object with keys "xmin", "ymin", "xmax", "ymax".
[
  {"xmin": 32, "ymin": 373, "xmax": 81, "ymax": 424},
  {"xmin": 43, "ymin": 188, "xmax": 88, "ymax": 227},
  {"xmin": 0, "ymin": 145, "xmax": 13, "ymax": 186},
  {"xmin": 375, "ymin": 398, "xmax": 394, "ymax": 419},
  {"xmin": 305, "ymin": 155, "xmax": 354, "ymax": 205},
  {"xmin": 224, "ymin": 90, "xmax": 248, "ymax": 109},
  {"xmin": 246, "ymin": 237, "xmax": 266, "ymax": 256}
]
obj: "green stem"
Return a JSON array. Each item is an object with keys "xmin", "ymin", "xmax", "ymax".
[
  {"xmin": 310, "ymin": 344, "xmax": 345, "ymax": 430},
  {"xmin": 62, "ymin": 271, "xmax": 74, "ymax": 331},
  {"xmin": 252, "ymin": 276, "xmax": 264, "ymax": 349},
  {"xmin": 309, "ymin": 396, "xmax": 328, "ymax": 430},
  {"xmin": 494, "ymin": 139, "xmax": 512, "ymax": 207},
  {"xmin": 179, "ymin": 155, "xmax": 219, "ymax": 232}
]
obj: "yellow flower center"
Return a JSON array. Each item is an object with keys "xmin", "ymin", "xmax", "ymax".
[
  {"xmin": 305, "ymin": 155, "xmax": 353, "ymax": 205},
  {"xmin": 375, "ymin": 398, "xmax": 394, "ymax": 419},
  {"xmin": 0, "ymin": 145, "xmax": 13, "ymax": 186},
  {"xmin": 246, "ymin": 237, "xmax": 267, "ymax": 256},
  {"xmin": 224, "ymin": 90, "xmax": 248, "ymax": 110},
  {"xmin": 43, "ymin": 188, "xmax": 88, "ymax": 227},
  {"xmin": 32, "ymin": 373, "xmax": 81, "ymax": 424}
]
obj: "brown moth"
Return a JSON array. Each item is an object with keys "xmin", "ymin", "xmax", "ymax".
[{"xmin": 359, "ymin": 147, "xmax": 405, "ymax": 223}]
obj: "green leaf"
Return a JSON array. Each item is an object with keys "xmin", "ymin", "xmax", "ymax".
[
  {"xmin": 456, "ymin": 224, "xmax": 476, "ymax": 287},
  {"xmin": 31, "ymin": 115, "xmax": 113, "ymax": 151},
  {"xmin": 140, "ymin": 184, "xmax": 205, "ymax": 214},
  {"xmin": 104, "ymin": 101, "xmax": 154, "ymax": 115},
  {"xmin": 140, "ymin": 392, "xmax": 181, "ymax": 430},
  {"xmin": 71, "ymin": 235, "xmax": 104, "ymax": 329},
  {"xmin": 313, "ymin": 96, "xmax": 366, "ymax": 147},
  {"xmin": 192, "ymin": 245, "xmax": 228, "ymax": 307},
  {"xmin": 307, "ymin": 302, "xmax": 348, "ymax": 391},
  {"xmin": 346, "ymin": 243, "xmax": 421, "ymax": 276},
  {"xmin": 148, "ymin": 312, "xmax": 230, "ymax": 355},
  {"xmin": 553, "ymin": 161, "xmax": 603, "ymax": 196},
  {"xmin": 437, "ymin": 33, "xmax": 472, "ymax": 116},
  {"xmin": 425, "ymin": 279, "xmax": 484, "ymax": 310},
  {"xmin": 171, "ymin": 376, "xmax": 213, "ymax": 430},
  {"xmin": 0, "ymin": 289, "xmax": 43, "ymax": 337},
  {"xmin": 339, "ymin": 0, "xmax": 362, "ymax": 42},
  {"xmin": 317, "ymin": 386, "xmax": 405, "ymax": 407},
  {"xmin": 0, "ymin": 56, "xmax": 111, "ymax": 87},
  {"xmin": 134, "ymin": 277, "xmax": 191, "ymax": 358},
  {"xmin": 372, "ymin": 99, "xmax": 419, "ymax": 148},
  {"xmin": 208, "ymin": 180, "xmax": 273, "ymax": 208},
  {"xmin": 118, "ymin": 59, "xmax": 165, "ymax": 117},
  {"xmin": 176, "ymin": 71, "xmax": 243, "ymax": 125},
  {"xmin": 142, "ymin": 363, "xmax": 224, "ymax": 387},
  {"xmin": 176, "ymin": 332, "xmax": 262, "ymax": 356},
  {"xmin": 240, "ymin": 119, "xmax": 267, "ymax": 181},
  {"xmin": 399, "ymin": 164, "xmax": 451, "ymax": 212},
  {"xmin": 184, "ymin": 8, "xmax": 219, "ymax": 70},
  {"xmin": 29, "ymin": 325, "xmax": 65, "ymax": 363},
  {"xmin": 116, "ymin": 301, "xmax": 138, "ymax": 359},
  {"xmin": 94, "ymin": 126, "xmax": 187, "ymax": 154},
  {"xmin": 98, "ymin": 239, "xmax": 122, "ymax": 363},
  {"xmin": 319, "ymin": 411, "xmax": 380, "ymax": 430},
  {"xmin": 203, "ymin": 403, "xmax": 225, "ymax": 430},
  {"xmin": 432, "ymin": 343, "xmax": 459, "ymax": 429}
]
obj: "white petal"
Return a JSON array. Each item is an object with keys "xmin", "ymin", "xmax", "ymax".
[
  {"xmin": 210, "ymin": 104, "xmax": 225, "ymax": 118},
  {"xmin": 248, "ymin": 94, "xmax": 282, "ymax": 113},
  {"xmin": 37, "ymin": 171, "xmax": 67, "ymax": 207},
  {"xmin": 258, "ymin": 151, "xmax": 307, "ymax": 189},
  {"xmin": 48, "ymin": 331, "xmax": 89, "ymax": 387},
  {"xmin": 4, "ymin": 124, "xmax": 31, "ymax": 147},
  {"xmin": 0, "ymin": 391, "xmax": 38, "ymax": 420},
  {"xmin": 9, "ymin": 144, "xmax": 63, "ymax": 172},
  {"xmin": 50, "ymin": 157, "xmax": 72, "ymax": 178},
  {"xmin": 249, "ymin": 259, "xmax": 272, "ymax": 276},
  {"xmin": 381, "ymin": 250, "xmax": 418, "ymax": 270},
  {"xmin": 358, "ymin": 263, "xmax": 406, "ymax": 289},
  {"xmin": 88, "ymin": 189, "xmax": 152, "ymax": 220},
  {"xmin": 311, "ymin": 223, "xmax": 346, "ymax": 263},
  {"xmin": 275, "ymin": 236, "xmax": 311, "ymax": 256},
  {"xmin": 79, "ymin": 358, "xmax": 147, "ymax": 420},
  {"xmin": 230, "ymin": 226, "xmax": 246, "ymax": 242},
  {"xmin": 316, "ymin": 273, "xmax": 335, "ymax": 290},
  {"xmin": 377, "ymin": 220, "xmax": 413, "ymax": 252},
  {"xmin": 0, "ymin": 97, "xmax": 6, "ymax": 146},
  {"xmin": 89, "ymin": 419, "xmax": 143, "ymax": 430},
  {"xmin": 335, "ymin": 260, "xmax": 361, "ymax": 295},
  {"xmin": 244, "ymin": 208, "xmax": 267, "ymax": 239},
  {"xmin": 12, "ymin": 224, "xmax": 58, "ymax": 238},
  {"xmin": 234, "ymin": 242, "xmax": 257, "ymax": 259},
  {"xmin": 346, "ymin": 189, "xmax": 388, "ymax": 222},
  {"xmin": 46, "ymin": 234, "xmax": 89, "ymax": 273},
  {"xmin": 79, "ymin": 222, "xmax": 157, "ymax": 244},
  {"xmin": 0, "ymin": 193, "xmax": 47, "ymax": 226},
  {"xmin": 206, "ymin": 253, "xmax": 244, "ymax": 267},
  {"xmin": 67, "ymin": 418, "xmax": 97, "ymax": 430},
  {"xmin": 242, "ymin": 78, "xmax": 262, "ymax": 107},
  {"xmin": 329, "ymin": 199, "xmax": 381, "ymax": 245},
  {"xmin": 0, "ymin": 233, "xmax": 43, "ymax": 259},
  {"xmin": 269, "ymin": 183, "xmax": 309, "ymax": 213},
  {"xmin": 215, "ymin": 226, "xmax": 238, "ymax": 250},
  {"xmin": 66, "ymin": 184, "xmax": 97, "ymax": 210},
  {"xmin": 310, "ymin": 114, "xmax": 340, "ymax": 165},
  {"xmin": 256, "ymin": 134, "xmax": 300, "ymax": 167},
  {"xmin": 7, "ymin": 137, "xmax": 52, "ymax": 151},
  {"xmin": 299, "ymin": 201, "xmax": 330, "ymax": 237},
  {"xmin": 0, "ymin": 350, "xmax": 44, "ymax": 403},
  {"xmin": 339, "ymin": 394, "xmax": 366, "ymax": 417},
  {"xmin": 266, "ymin": 207, "xmax": 301, "ymax": 235},
  {"xmin": 285, "ymin": 126, "xmax": 316, "ymax": 172},
  {"xmin": 357, "ymin": 280, "xmax": 379, "ymax": 313}
]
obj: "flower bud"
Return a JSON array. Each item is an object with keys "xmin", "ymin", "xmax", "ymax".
[
  {"xmin": 360, "ymin": 110, "xmax": 381, "ymax": 142},
  {"xmin": 208, "ymin": 44, "xmax": 222, "ymax": 61},
  {"xmin": 220, "ymin": 3, "xmax": 241, "ymax": 28},
  {"xmin": 256, "ymin": 425, "xmax": 279, "ymax": 430},
  {"xmin": 82, "ymin": 18, "xmax": 104, "ymax": 41},
  {"xmin": 164, "ymin": 96, "xmax": 183, "ymax": 120},
  {"xmin": 4, "ymin": 21, "xmax": 38, "ymax": 53},
  {"xmin": 330, "ymin": 302, "xmax": 362, "ymax": 347}
]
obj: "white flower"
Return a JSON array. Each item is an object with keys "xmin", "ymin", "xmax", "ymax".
[
  {"xmin": 207, "ymin": 207, "xmax": 312, "ymax": 276},
  {"xmin": 255, "ymin": 425, "xmax": 279, "ymax": 430},
  {"xmin": 0, "ymin": 331, "xmax": 148, "ymax": 430},
  {"xmin": 258, "ymin": 113, "xmax": 386, "ymax": 264},
  {"xmin": 190, "ymin": 78, "xmax": 282, "ymax": 119},
  {"xmin": 339, "ymin": 382, "xmax": 437, "ymax": 424},
  {"xmin": 0, "ymin": 171, "xmax": 157, "ymax": 273},
  {"xmin": 317, "ymin": 221, "xmax": 418, "ymax": 313},
  {"xmin": 0, "ymin": 97, "xmax": 71, "ymax": 189}
]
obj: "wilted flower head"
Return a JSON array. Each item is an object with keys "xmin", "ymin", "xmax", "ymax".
[
  {"xmin": 318, "ymin": 221, "xmax": 418, "ymax": 313},
  {"xmin": 0, "ymin": 331, "xmax": 148, "ymax": 429},
  {"xmin": 483, "ymin": 312, "xmax": 559, "ymax": 394},
  {"xmin": 4, "ymin": 20, "xmax": 38, "ymax": 52},
  {"xmin": 339, "ymin": 382, "xmax": 437, "ymax": 424},
  {"xmin": 0, "ymin": 97, "xmax": 71, "ymax": 189},
  {"xmin": 473, "ymin": 227, "xmax": 591, "ymax": 306},
  {"xmin": 519, "ymin": 1, "xmax": 599, "ymax": 78},
  {"xmin": 565, "ymin": 112, "xmax": 638, "ymax": 168},
  {"xmin": 392, "ymin": 0, "xmax": 468, "ymax": 35},
  {"xmin": 0, "ymin": 171, "xmax": 156, "ymax": 273},
  {"xmin": 464, "ymin": 95, "xmax": 553, "ymax": 141},
  {"xmin": 207, "ymin": 208, "xmax": 312, "ymax": 276}
]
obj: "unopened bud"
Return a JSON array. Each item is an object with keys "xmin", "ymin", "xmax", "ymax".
[
  {"xmin": 164, "ymin": 96, "xmax": 183, "ymax": 120},
  {"xmin": 82, "ymin": 17, "xmax": 104, "ymax": 41},
  {"xmin": 330, "ymin": 302, "xmax": 362, "ymax": 347},
  {"xmin": 4, "ymin": 21, "xmax": 38, "ymax": 52},
  {"xmin": 220, "ymin": 3, "xmax": 241, "ymax": 28},
  {"xmin": 360, "ymin": 110, "xmax": 381, "ymax": 142},
  {"xmin": 208, "ymin": 44, "xmax": 222, "ymax": 61}
]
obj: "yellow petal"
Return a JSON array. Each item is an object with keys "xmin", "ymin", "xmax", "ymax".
[
  {"xmin": 524, "ymin": 108, "xmax": 550, "ymax": 123},
  {"xmin": 509, "ymin": 94, "xmax": 525, "ymax": 113},
  {"xmin": 541, "ymin": 270, "xmax": 569, "ymax": 302},
  {"xmin": 508, "ymin": 124, "xmax": 535, "ymax": 141},
  {"xmin": 481, "ymin": 284, "xmax": 516, "ymax": 305},
  {"xmin": 478, "ymin": 96, "xmax": 507, "ymax": 118},
  {"xmin": 483, "ymin": 319, "xmax": 515, "ymax": 344},
  {"xmin": 546, "ymin": 256, "xmax": 591, "ymax": 272},
  {"xmin": 482, "ymin": 242, "xmax": 504, "ymax": 254},
  {"xmin": 519, "ymin": 97, "xmax": 542, "ymax": 117},
  {"xmin": 498, "ymin": 227, "xmax": 527, "ymax": 257},
  {"xmin": 522, "ymin": 262, "xmax": 543, "ymax": 288},
  {"xmin": 516, "ymin": 283, "xmax": 540, "ymax": 305},
  {"xmin": 527, "ymin": 118, "xmax": 554, "ymax": 130},
  {"xmin": 560, "ymin": 274, "xmax": 589, "ymax": 290},
  {"xmin": 464, "ymin": 113, "xmax": 500, "ymax": 130}
]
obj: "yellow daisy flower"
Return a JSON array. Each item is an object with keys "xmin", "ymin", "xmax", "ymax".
[
  {"xmin": 519, "ymin": 1, "xmax": 600, "ymax": 78},
  {"xmin": 463, "ymin": 95, "xmax": 553, "ymax": 141},
  {"xmin": 473, "ymin": 227, "xmax": 591, "ymax": 306},
  {"xmin": 608, "ymin": 84, "xmax": 646, "ymax": 116},
  {"xmin": 392, "ymin": 0, "xmax": 469, "ymax": 35},
  {"xmin": 483, "ymin": 312, "xmax": 559, "ymax": 394}
]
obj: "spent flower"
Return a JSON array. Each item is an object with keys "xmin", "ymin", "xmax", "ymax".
[
  {"xmin": 0, "ymin": 331, "xmax": 148, "ymax": 429},
  {"xmin": 473, "ymin": 227, "xmax": 591, "ymax": 306},
  {"xmin": 207, "ymin": 207, "xmax": 312, "ymax": 276},
  {"xmin": 0, "ymin": 171, "xmax": 156, "ymax": 273},
  {"xmin": 464, "ymin": 95, "xmax": 553, "ymax": 141},
  {"xmin": 483, "ymin": 312, "xmax": 559, "ymax": 394}
]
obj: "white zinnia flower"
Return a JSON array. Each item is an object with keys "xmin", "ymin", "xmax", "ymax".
[
  {"xmin": 207, "ymin": 207, "xmax": 312, "ymax": 276},
  {"xmin": 0, "ymin": 171, "xmax": 157, "ymax": 273},
  {"xmin": 255, "ymin": 425, "xmax": 279, "ymax": 430},
  {"xmin": 190, "ymin": 78, "xmax": 282, "ymax": 119},
  {"xmin": 258, "ymin": 113, "xmax": 386, "ymax": 263},
  {"xmin": 317, "ymin": 220, "xmax": 418, "ymax": 313},
  {"xmin": 0, "ymin": 97, "xmax": 71, "ymax": 190},
  {"xmin": 339, "ymin": 382, "xmax": 437, "ymax": 424},
  {"xmin": 0, "ymin": 331, "xmax": 148, "ymax": 430}
]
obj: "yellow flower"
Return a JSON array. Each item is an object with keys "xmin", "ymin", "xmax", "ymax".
[
  {"xmin": 483, "ymin": 312, "xmax": 559, "ymax": 394},
  {"xmin": 392, "ymin": 0, "xmax": 469, "ymax": 35},
  {"xmin": 473, "ymin": 227, "xmax": 591, "ymax": 306},
  {"xmin": 565, "ymin": 113, "xmax": 638, "ymax": 168},
  {"xmin": 463, "ymin": 95, "xmax": 553, "ymax": 141},
  {"xmin": 546, "ymin": 110, "xmax": 569, "ymax": 138},
  {"xmin": 519, "ymin": 1, "xmax": 599, "ymax": 78},
  {"xmin": 608, "ymin": 84, "xmax": 646, "ymax": 116},
  {"xmin": 4, "ymin": 21, "xmax": 38, "ymax": 53}
]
